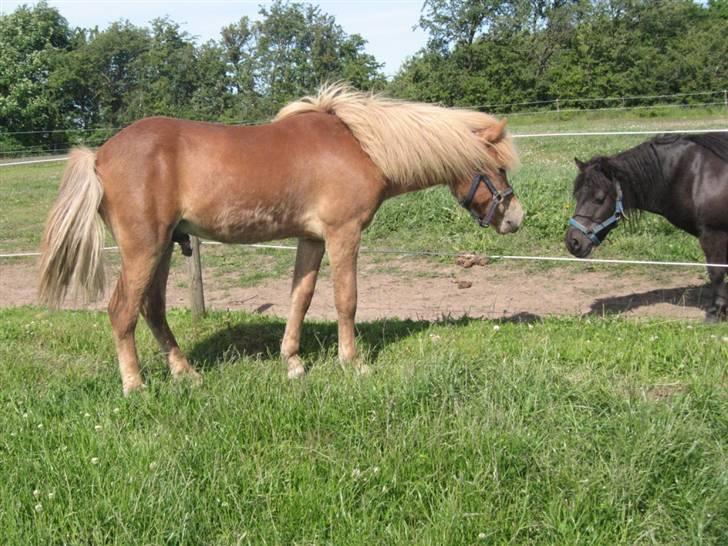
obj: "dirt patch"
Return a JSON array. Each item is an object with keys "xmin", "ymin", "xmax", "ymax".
[{"xmin": 0, "ymin": 253, "xmax": 711, "ymax": 321}]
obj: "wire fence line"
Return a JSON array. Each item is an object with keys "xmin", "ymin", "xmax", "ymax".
[
  {"xmin": 2, "ymin": 127, "xmax": 728, "ymax": 168},
  {"xmin": 2, "ymin": 241, "xmax": 726, "ymax": 270},
  {"xmin": 2, "ymin": 89, "xmax": 726, "ymax": 141}
]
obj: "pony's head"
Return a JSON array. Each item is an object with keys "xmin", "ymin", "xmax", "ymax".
[
  {"xmin": 451, "ymin": 119, "xmax": 524, "ymax": 234},
  {"xmin": 565, "ymin": 157, "xmax": 624, "ymax": 257}
]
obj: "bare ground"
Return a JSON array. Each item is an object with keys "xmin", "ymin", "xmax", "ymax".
[{"xmin": 0, "ymin": 252, "xmax": 713, "ymax": 322}]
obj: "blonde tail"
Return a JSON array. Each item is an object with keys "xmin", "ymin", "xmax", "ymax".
[{"xmin": 38, "ymin": 147, "xmax": 105, "ymax": 307}]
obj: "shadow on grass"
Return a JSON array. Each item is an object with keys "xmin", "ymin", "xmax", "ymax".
[
  {"xmin": 188, "ymin": 314, "xmax": 522, "ymax": 371},
  {"xmin": 587, "ymin": 283, "xmax": 711, "ymax": 316}
]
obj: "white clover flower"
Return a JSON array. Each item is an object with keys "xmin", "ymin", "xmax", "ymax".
[
  {"xmin": 351, "ymin": 468, "xmax": 362, "ymax": 479},
  {"xmin": 84, "ymin": 413, "xmax": 91, "ymax": 418},
  {"xmin": 478, "ymin": 532, "xmax": 487, "ymax": 540},
  {"xmin": 493, "ymin": 325, "xmax": 500, "ymax": 332},
  {"xmin": 94, "ymin": 425, "xmax": 102, "ymax": 432},
  {"xmin": 33, "ymin": 489, "xmax": 40, "ymax": 498},
  {"xmin": 34, "ymin": 503, "xmax": 43, "ymax": 513},
  {"xmin": 90, "ymin": 457, "xmax": 99, "ymax": 465},
  {"xmin": 47, "ymin": 492, "xmax": 55, "ymax": 500},
  {"xmin": 37, "ymin": 424, "xmax": 43, "ymax": 429},
  {"xmin": 112, "ymin": 407, "xmax": 120, "ymax": 414}
]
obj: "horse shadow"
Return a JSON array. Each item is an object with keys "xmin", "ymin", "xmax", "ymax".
[
  {"xmin": 586, "ymin": 283, "xmax": 711, "ymax": 316},
  {"xmin": 187, "ymin": 311, "xmax": 541, "ymax": 371}
]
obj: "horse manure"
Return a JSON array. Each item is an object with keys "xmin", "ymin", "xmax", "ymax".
[{"xmin": 455, "ymin": 253, "xmax": 489, "ymax": 268}]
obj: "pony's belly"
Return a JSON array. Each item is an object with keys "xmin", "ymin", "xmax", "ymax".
[{"xmin": 176, "ymin": 206, "xmax": 323, "ymax": 244}]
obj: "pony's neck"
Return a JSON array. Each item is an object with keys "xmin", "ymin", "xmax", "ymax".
[
  {"xmin": 611, "ymin": 143, "xmax": 667, "ymax": 216},
  {"xmin": 382, "ymin": 176, "xmax": 445, "ymax": 199}
]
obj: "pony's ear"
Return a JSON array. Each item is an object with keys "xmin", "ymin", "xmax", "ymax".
[
  {"xmin": 574, "ymin": 158, "xmax": 587, "ymax": 171},
  {"xmin": 476, "ymin": 118, "xmax": 508, "ymax": 143}
]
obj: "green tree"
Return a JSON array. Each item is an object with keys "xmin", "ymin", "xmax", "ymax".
[
  {"xmin": 223, "ymin": 1, "xmax": 385, "ymax": 120},
  {"xmin": 0, "ymin": 1, "xmax": 72, "ymax": 150}
]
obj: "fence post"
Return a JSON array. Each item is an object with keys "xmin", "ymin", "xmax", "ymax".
[{"xmin": 188, "ymin": 235, "xmax": 205, "ymax": 319}]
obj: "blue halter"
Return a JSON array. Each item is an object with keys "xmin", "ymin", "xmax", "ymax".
[{"xmin": 568, "ymin": 182, "xmax": 624, "ymax": 246}]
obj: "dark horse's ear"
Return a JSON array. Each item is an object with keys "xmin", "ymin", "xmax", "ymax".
[{"xmin": 574, "ymin": 158, "xmax": 587, "ymax": 171}]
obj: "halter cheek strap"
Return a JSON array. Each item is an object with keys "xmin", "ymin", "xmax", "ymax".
[
  {"xmin": 568, "ymin": 182, "xmax": 624, "ymax": 246},
  {"xmin": 460, "ymin": 173, "xmax": 514, "ymax": 228}
]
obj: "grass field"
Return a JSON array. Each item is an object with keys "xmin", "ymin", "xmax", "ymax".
[
  {"xmin": 1, "ymin": 109, "xmax": 727, "ymax": 543},
  {"xmin": 1, "ymin": 308, "xmax": 726, "ymax": 544}
]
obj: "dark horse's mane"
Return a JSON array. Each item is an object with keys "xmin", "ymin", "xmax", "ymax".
[{"xmin": 576, "ymin": 132, "xmax": 728, "ymax": 212}]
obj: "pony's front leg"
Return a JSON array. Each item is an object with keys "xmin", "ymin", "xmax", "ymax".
[
  {"xmin": 326, "ymin": 227, "xmax": 365, "ymax": 372},
  {"xmin": 699, "ymin": 229, "xmax": 728, "ymax": 322},
  {"xmin": 281, "ymin": 238, "xmax": 325, "ymax": 378}
]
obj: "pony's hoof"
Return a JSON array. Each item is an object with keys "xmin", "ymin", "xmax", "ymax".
[
  {"xmin": 288, "ymin": 364, "xmax": 306, "ymax": 379},
  {"xmin": 174, "ymin": 368, "xmax": 203, "ymax": 387},
  {"xmin": 122, "ymin": 380, "xmax": 146, "ymax": 397},
  {"xmin": 286, "ymin": 356, "xmax": 306, "ymax": 379},
  {"xmin": 704, "ymin": 312, "xmax": 720, "ymax": 324}
]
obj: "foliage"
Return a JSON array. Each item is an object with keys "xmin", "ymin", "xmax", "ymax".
[
  {"xmin": 0, "ymin": 1, "xmax": 384, "ymax": 153},
  {"xmin": 390, "ymin": 0, "xmax": 728, "ymax": 109},
  {"xmin": 0, "ymin": 2, "xmax": 73, "ymax": 150}
]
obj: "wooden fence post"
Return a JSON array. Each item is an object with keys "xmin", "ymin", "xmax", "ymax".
[{"xmin": 188, "ymin": 235, "xmax": 205, "ymax": 318}]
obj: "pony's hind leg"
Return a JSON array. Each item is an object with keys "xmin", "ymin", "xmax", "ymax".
[
  {"xmin": 281, "ymin": 238, "xmax": 325, "ymax": 378},
  {"xmin": 325, "ymin": 225, "xmax": 366, "ymax": 372},
  {"xmin": 699, "ymin": 229, "xmax": 728, "ymax": 322},
  {"xmin": 141, "ymin": 243, "xmax": 201, "ymax": 383},
  {"xmin": 108, "ymin": 249, "xmax": 164, "ymax": 395}
]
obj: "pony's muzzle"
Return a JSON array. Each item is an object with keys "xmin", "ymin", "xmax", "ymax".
[
  {"xmin": 495, "ymin": 197, "xmax": 524, "ymax": 234},
  {"xmin": 565, "ymin": 228, "xmax": 594, "ymax": 258}
]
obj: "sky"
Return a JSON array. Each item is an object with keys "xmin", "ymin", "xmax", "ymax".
[{"xmin": 0, "ymin": 0, "xmax": 429, "ymax": 76}]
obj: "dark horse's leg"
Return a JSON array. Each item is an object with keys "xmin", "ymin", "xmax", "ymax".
[
  {"xmin": 281, "ymin": 238, "xmax": 326, "ymax": 378},
  {"xmin": 698, "ymin": 229, "xmax": 728, "ymax": 322},
  {"xmin": 140, "ymin": 242, "xmax": 201, "ymax": 383}
]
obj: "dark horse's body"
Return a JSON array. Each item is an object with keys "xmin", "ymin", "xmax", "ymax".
[{"xmin": 565, "ymin": 132, "xmax": 728, "ymax": 321}]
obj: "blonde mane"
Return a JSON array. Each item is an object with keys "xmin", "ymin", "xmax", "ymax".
[{"xmin": 274, "ymin": 83, "xmax": 518, "ymax": 188}]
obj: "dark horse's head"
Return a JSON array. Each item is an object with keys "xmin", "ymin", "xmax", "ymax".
[{"xmin": 565, "ymin": 157, "xmax": 625, "ymax": 258}]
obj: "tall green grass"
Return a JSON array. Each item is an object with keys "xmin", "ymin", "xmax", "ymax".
[{"xmin": 1, "ymin": 308, "xmax": 726, "ymax": 543}]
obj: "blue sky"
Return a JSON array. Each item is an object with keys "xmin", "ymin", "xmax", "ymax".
[{"xmin": 0, "ymin": 0, "xmax": 429, "ymax": 76}]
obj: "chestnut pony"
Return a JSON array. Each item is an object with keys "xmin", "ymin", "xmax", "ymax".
[{"xmin": 39, "ymin": 84, "xmax": 523, "ymax": 395}]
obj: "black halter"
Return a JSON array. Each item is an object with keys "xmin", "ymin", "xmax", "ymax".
[{"xmin": 460, "ymin": 173, "xmax": 513, "ymax": 228}]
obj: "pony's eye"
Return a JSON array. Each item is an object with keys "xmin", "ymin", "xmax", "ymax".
[{"xmin": 594, "ymin": 195, "xmax": 606, "ymax": 205}]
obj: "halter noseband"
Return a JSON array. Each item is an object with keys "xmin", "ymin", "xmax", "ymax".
[
  {"xmin": 568, "ymin": 182, "xmax": 624, "ymax": 246},
  {"xmin": 460, "ymin": 173, "xmax": 513, "ymax": 228}
]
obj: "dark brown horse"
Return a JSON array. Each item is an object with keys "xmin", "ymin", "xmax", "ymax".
[
  {"xmin": 39, "ymin": 84, "xmax": 523, "ymax": 395},
  {"xmin": 565, "ymin": 132, "xmax": 728, "ymax": 321}
]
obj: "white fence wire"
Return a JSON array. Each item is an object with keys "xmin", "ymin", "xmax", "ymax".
[{"xmin": 1, "ymin": 120, "xmax": 727, "ymax": 271}]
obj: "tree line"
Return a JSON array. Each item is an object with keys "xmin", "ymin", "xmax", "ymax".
[{"xmin": 1, "ymin": 0, "xmax": 726, "ymax": 154}]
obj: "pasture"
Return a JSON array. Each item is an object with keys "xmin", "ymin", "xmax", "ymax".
[{"xmin": 1, "ymin": 109, "xmax": 727, "ymax": 543}]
